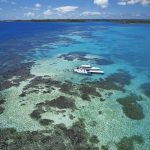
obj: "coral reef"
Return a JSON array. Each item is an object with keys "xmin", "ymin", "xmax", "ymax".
[
  {"xmin": 140, "ymin": 83, "xmax": 150, "ymax": 97},
  {"xmin": 0, "ymin": 128, "xmax": 73, "ymax": 150},
  {"xmin": 30, "ymin": 96, "xmax": 76, "ymax": 125},
  {"xmin": 89, "ymin": 135, "xmax": 99, "ymax": 144},
  {"xmin": 30, "ymin": 109, "xmax": 45, "ymax": 120},
  {"xmin": 0, "ymin": 120, "xmax": 100, "ymax": 150},
  {"xmin": 59, "ymin": 80, "xmax": 76, "ymax": 95},
  {"xmin": 89, "ymin": 70, "xmax": 133, "ymax": 91},
  {"xmin": 79, "ymin": 84, "xmax": 101, "ymax": 101},
  {"xmin": 101, "ymin": 145, "xmax": 108, "ymax": 150},
  {"xmin": 57, "ymin": 119, "xmax": 99, "ymax": 150},
  {"xmin": 117, "ymin": 94, "xmax": 144, "ymax": 120},
  {"xmin": 0, "ymin": 106, "xmax": 5, "ymax": 114},
  {"xmin": 45, "ymin": 96, "xmax": 76, "ymax": 110},
  {"xmin": 0, "ymin": 62, "xmax": 34, "ymax": 91},
  {"xmin": 58, "ymin": 51, "xmax": 114, "ymax": 66},
  {"xmin": 58, "ymin": 52, "xmax": 89, "ymax": 61},
  {"xmin": 116, "ymin": 135, "xmax": 144, "ymax": 150},
  {"xmin": 0, "ymin": 94, "xmax": 5, "ymax": 114},
  {"xmin": 20, "ymin": 76, "xmax": 61, "ymax": 96},
  {"xmin": 39, "ymin": 119, "xmax": 54, "ymax": 126}
]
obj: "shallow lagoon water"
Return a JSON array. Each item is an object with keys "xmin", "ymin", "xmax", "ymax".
[{"xmin": 0, "ymin": 22, "xmax": 150, "ymax": 150}]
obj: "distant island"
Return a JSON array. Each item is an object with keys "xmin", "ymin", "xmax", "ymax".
[{"xmin": 1, "ymin": 19, "xmax": 150, "ymax": 24}]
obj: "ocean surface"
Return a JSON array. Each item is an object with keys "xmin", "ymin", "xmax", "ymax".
[{"xmin": 0, "ymin": 22, "xmax": 150, "ymax": 150}]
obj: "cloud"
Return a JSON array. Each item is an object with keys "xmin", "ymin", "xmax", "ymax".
[
  {"xmin": 117, "ymin": 1, "xmax": 127, "ymax": 5},
  {"xmin": 82, "ymin": 11, "xmax": 101, "ymax": 16},
  {"xmin": 24, "ymin": 12, "xmax": 35, "ymax": 18},
  {"xmin": 117, "ymin": 0, "xmax": 150, "ymax": 6},
  {"xmin": 35, "ymin": 3, "xmax": 41, "ymax": 8},
  {"xmin": 55, "ymin": 6, "xmax": 78, "ymax": 13},
  {"xmin": 94, "ymin": 0, "xmax": 109, "ymax": 8},
  {"xmin": 43, "ymin": 9, "xmax": 53, "ymax": 16}
]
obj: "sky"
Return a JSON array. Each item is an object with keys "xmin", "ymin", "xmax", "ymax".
[{"xmin": 0, "ymin": 0, "xmax": 150, "ymax": 20}]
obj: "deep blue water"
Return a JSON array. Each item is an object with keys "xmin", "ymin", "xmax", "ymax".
[{"xmin": 0, "ymin": 22, "xmax": 150, "ymax": 72}]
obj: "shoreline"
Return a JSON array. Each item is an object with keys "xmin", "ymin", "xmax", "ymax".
[{"xmin": 0, "ymin": 19, "xmax": 150, "ymax": 24}]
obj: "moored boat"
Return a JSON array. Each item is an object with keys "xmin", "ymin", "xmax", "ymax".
[
  {"xmin": 74, "ymin": 65, "xmax": 104, "ymax": 74},
  {"xmin": 74, "ymin": 68, "xmax": 89, "ymax": 74}
]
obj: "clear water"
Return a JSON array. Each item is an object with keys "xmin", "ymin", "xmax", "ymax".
[{"xmin": 0, "ymin": 22, "xmax": 150, "ymax": 149}]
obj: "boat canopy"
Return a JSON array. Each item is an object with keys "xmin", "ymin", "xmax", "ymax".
[
  {"xmin": 90, "ymin": 67, "xmax": 101, "ymax": 70},
  {"xmin": 81, "ymin": 65, "xmax": 91, "ymax": 68}
]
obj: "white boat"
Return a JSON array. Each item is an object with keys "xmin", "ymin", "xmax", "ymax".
[
  {"xmin": 74, "ymin": 65, "xmax": 104, "ymax": 74},
  {"xmin": 88, "ymin": 70, "xmax": 104, "ymax": 74},
  {"xmin": 90, "ymin": 67, "xmax": 101, "ymax": 70},
  {"xmin": 88, "ymin": 67, "xmax": 104, "ymax": 74},
  {"xmin": 74, "ymin": 68, "xmax": 89, "ymax": 74}
]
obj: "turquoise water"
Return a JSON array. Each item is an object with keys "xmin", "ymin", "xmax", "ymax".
[{"xmin": 0, "ymin": 22, "xmax": 150, "ymax": 149}]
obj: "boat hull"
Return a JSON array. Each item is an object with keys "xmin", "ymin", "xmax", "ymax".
[
  {"xmin": 74, "ymin": 65, "xmax": 104, "ymax": 75},
  {"xmin": 88, "ymin": 70, "xmax": 104, "ymax": 74}
]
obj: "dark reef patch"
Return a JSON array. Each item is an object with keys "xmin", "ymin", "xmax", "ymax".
[
  {"xmin": 58, "ymin": 52, "xmax": 89, "ymax": 61},
  {"xmin": 89, "ymin": 121, "xmax": 98, "ymax": 127},
  {"xmin": 0, "ymin": 105, "xmax": 5, "ymax": 114},
  {"xmin": 0, "ymin": 99, "xmax": 5, "ymax": 105},
  {"xmin": 52, "ymin": 78, "xmax": 119, "ymax": 102},
  {"xmin": 117, "ymin": 94, "xmax": 144, "ymax": 120},
  {"xmin": 116, "ymin": 135, "xmax": 144, "ymax": 150},
  {"xmin": 59, "ymin": 80, "xmax": 76, "ymax": 95},
  {"xmin": 69, "ymin": 114, "xmax": 75, "ymax": 120},
  {"xmin": 81, "ymin": 94, "xmax": 91, "ymax": 101},
  {"xmin": 89, "ymin": 70, "xmax": 133, "ymax": 91},
  {"xmin": 60, "ymin": 82, "xmax": 72, "ymax": 93},
  {"xmin": 89, "ymin": 135, "xmax": 99, "ymax": 144},
  {"xmin": 140, "ymin": 83, "xmax": 150, "ymax": 97},
  {"xmin": 39, "ymin": 119, "xmax": 54, "ymax": 126},
  {"xmin": 20, "ymin": 76, "xmax": 61, "ymax": 96},
  {"xmin": 105, "ymin": 92, "xmax": 113, "ymax": 97},
  {"xmin": 0, "ymin": 94, "xmax": 5, "ymax": 105},
  {"xmin": 19, "ymin": 76, "xmax": 77, "ymax": 97},
  {"xmin": 30, "ymin": 108, "xmax": 46, "ymax": 120},
  {"xmin": 30, "ymin": 96, "xmax": 76, "ymax": 124},
  {"xmin": 0, "ymin": 62, "xmax": 34, "ymax": 91},
  {"xmin": 98, "ymin": 111, "xmax": 102, "ymax": 114},
  {"xmin": 45, "ymin": 96, "xmax": 76, "ymax": 110},
  {"xmin": 58, "ymin": 52, "xmax": 114, "ymax": 67},
  {"xmin": 0, "ymin": 94, "xmax": 5, "ymax": 114},
  {"xmin": 57, "ymin": 119, "xmax": 99, "ymax": 150},
  {"xmin": 79, "ymin": 84, "xmax": 101, "ymax": 101},
  {"xmin": 94, "ymin": 58, "xmax": 114, "ymax": 65},
  {"xmin": 0, "ymin": 128, "xmax": 74, "ymax": 150},
  {"xmin": 0, "ymin": 119, "xmax": 100, "ymax": 150},
  {"xmin": 101, "ymin": 145, "xmax": 108, "ymax": 150},
  {"xmin": 100, "ymin": 98, "xmax": 105, "ymax": 102}
]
